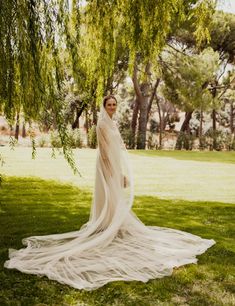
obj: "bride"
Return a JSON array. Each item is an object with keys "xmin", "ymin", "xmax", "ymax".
[{"xmin": 4, "ymin": 95, "xmax": 216, "ymax": 291}]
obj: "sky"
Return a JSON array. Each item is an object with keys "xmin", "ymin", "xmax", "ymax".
[{"xmin": 217, "ymin": 0, "xmax": 235, "ymax": 14}]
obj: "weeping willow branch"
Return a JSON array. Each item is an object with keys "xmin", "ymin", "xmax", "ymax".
[
  {"xmin": 0, "ymin": 0, "xmax": 81, "ymax": 173},
  {"xmin": 0, "ymin": 0, "xmax": 215, "ymax": 172}
]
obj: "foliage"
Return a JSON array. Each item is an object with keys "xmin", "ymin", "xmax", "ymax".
[
  {"xmin": 0, "ymin": 176, "xmax": 234, "ymax": 305},
  {"xmin": 0, "ymin": 154, "xmax": 4, "ymax": 186},
  {"xmin": 0, "ymin": 0, "xmax": 81, "ymax": 172},
  {"xmin": 50, "ymin": 131, "xmax": 62, "ymax": 148},
  {"xmin": 149, "ymin": 118, "xmax": 158, "ymax": 134},
  {"xmin": 175, "ymin": 131, "xmax": 196, "ymax": 150},
  {"xmin": 207, "ymin": 11, "xmax": 235, "ymax": 62},
  {"xmin": 116, "ymin": 101, "xmax": 133, "ymax": 149},
  {"xmin": 173, "ymin": 10, "xmax": 235, "ymax": 63},
  {"xmin": 37, "ymin": 135, "xmax": 47, "ymax": 148},
  {"xmin": 82, "ymin": 0, "xmax": 216, "ymax": 102},
  {"xmin": 147, "ymin": 133, "xmax": 160, "ymax": 150},
  {"xmin": 68, "ymin": 127, "xmax": 83, "ymax": 148},
  {"xmin": 0, "ymin": 0, "xmax": 81, "ymax": 120},
  {"xmin": 204, "ymin": 128, "xmax": 235, "ymax": 151},
  {"xmin": 162, "ymin": 47, "xmax": 220, "ymax": 112},
  {"xmin": 51, "ymin": 127, "xmax": 83, "ymax": 149},
  {"xmin": 0, "ymin": 0, "xmax": 221, "ymax": 164}
]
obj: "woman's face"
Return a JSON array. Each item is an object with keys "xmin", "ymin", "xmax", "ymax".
[{"xmin": 105, "ymin": 98, "xmax": 117, "ymax": 117}]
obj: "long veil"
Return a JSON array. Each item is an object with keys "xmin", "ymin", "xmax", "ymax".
[{"xmin": 4, "ymin": 106, "xmax": 216, "ymax": 290}]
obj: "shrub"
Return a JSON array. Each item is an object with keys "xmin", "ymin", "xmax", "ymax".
[
  {"xmin": 149, "ymin": 119, "xmax": 158, "ymax": 133},
  {"xmin": 147, "ymin": 133, "xmax": 159, "ymax": 149},
  {"xmin": 37, "ymin": 136, "xmax": 47, "ymax": 147},
  {"xmin": 205, "ymin": 129, "xmax": 226, "ymax": 151},
  {"xmin": 68, "ymin": 128, "xmax": 83, "ymax": 148},
  {"xmin": 50, "ymin": 128, "xmax": 83, "ymax": 149},
  {"xmin": 50, "ymin": 131, "xmax": 62, "ymax": 148},
  {"xmin": 120, "ymin": 128, "xmax": 133, "ymax": 149},
  {"xmin": 175, "ymin": 131, "xmax": 196, "ymax": 150},
  {"xmin": 199, "ymin": 135, "xmax": 208, "ymax": 150},
  {"xmin": 222, "ymin": 132, "xmax": 235, "ymax": 151}
]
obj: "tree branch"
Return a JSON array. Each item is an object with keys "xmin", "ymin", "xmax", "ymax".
[
  {"xmin": 218, "ymin": 76, "xmax": 235, "ymax": 100},
  {"xmin": 147, "ymin": 78, "xmax": 160, "ymax": 116},
  {"xmin": 132, "ymin": 57, "xmax": 142, "ymax": 98}
]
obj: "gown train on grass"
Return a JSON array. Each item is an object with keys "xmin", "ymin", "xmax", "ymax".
[{"xmin": 4, "ymin": 106, "xmax": 216, "ymax": 290}]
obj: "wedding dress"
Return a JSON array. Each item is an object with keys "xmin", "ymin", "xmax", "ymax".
[{"xmin": 4, "ymin": 106, "xmax": 216, "ymax": 291}]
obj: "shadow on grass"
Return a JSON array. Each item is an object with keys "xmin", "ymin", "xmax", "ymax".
[{"xmin": 0, "ymin": 176, "xmax": 234, "ymax": 306}]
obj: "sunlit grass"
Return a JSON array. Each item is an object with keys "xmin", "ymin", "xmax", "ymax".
[
  {"xmin": 1, "ymin": 147, "xmax": 235, "ymax": 203},
  {"xmin": 130, "ymin": 149, "xmax": 235, "ymax": 164},
  {"xmin": 0, "ymin": 177, "xmax": 234, "ymax": 306}
]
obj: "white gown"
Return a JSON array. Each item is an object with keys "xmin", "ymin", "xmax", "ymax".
[{"xmin": 4, "ymin": 106, "xmax": 216, "ymax": 291}]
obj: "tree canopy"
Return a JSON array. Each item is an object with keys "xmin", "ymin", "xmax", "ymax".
[{"xmin": 0, "ymin": 0, "xmax": 218, "ymax": 167}]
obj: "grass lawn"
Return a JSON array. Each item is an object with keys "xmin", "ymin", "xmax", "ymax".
[
  {"xmin": 130, "ymin": 149, "xmax": 235, "ymax": 164},
  {"xmin": 1, "ymin": 147, "xmax": 235, "ymax": 203},
  {"xmin": 0, "ymin": 177, "xmax": 234, "ymax": 306}
]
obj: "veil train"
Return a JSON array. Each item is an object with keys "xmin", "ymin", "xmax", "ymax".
[{"xmin": 4, "ymin": 106, "xmax": 216, "ymax": 290}]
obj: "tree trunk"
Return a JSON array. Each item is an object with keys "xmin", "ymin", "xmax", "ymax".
[
  {"xmin": 14, "ymin": 113, "xmax": 20, "ymax": 140},
  {"xmin": 212, "ymin": 109, "xmax": 217, "ymax": 150},
  {"xmin": 147, "ymin": 78, "xmax": 160, "ymax": 119},
  {"xmin": 130, "ymin": 98, "xmax": 139, "ymax": 149},
  {"xmin": 230, "ymin": 101, "xmax": 234, "ymax": 134},
  {"xmin": 137, "ymin": 93, "xmax": 148, "ymax": 149},
  {"xmin": 162, "ymin": 112, "xmax": 169, "ymax": 131},
  {"xmin": 156, "ymin": 96, "xmax": 163, "ymax": 148},
  {"xmin": 72, "ymin": 100, "xmax": 86, "ymax": 130},
  {"xmin": 132, "ymin": 59, "xmax": 152, "ymax": 150},
  {"xmin": 211, "ymin": 83, "xmax": 217, "ymax": 150},
  {"xmin": 92, "ymin": 99, "xmax": 97, "ymax": 125},
  {"xmin": 180, "ymin": 111, "xmax": 193, "ymax": 132},
  {"xmin": 72, "ymin": 109, "xmax": 80, "ymax": 129},
  {"xmin": 84, "ymin": 109, "xmax": 90, "ymax": 133},
  {"xmin": 22, "ymin": 123, "xmax": 26, "ymax": 138},
  {"xmin": 199, "ymin": 107, "xmax": 203, "ymax": 148},
  {"xmin": 175, "ymin": 111, "xmax": 193, "ymax": 150}
]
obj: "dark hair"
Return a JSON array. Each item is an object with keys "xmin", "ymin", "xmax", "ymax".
[{"xmin": 103, "ymin": 95, "xmax": 117, "ymax": 107}]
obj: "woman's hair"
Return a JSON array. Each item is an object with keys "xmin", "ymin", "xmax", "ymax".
[{"xmin": 103, "ymin": 95, "xmax": 117, "ymax": 107}]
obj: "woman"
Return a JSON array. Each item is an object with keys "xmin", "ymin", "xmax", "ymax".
[{"xmin": 4, "ymin": 95, "xmax": 216, "ymax": 291}]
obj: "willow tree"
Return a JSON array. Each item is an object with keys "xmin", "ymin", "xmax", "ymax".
[
  {"xmin": 77, "ymin": 10, "xmax": 129, "ymax": 129},
  {"xmin": 0, "ymin": 0, "xmax": 80, "ymax": 172}
]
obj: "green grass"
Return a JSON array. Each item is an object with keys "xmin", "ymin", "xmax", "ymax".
[
  {"xmin": 130, "ymin": 149, "xmax": 235, "ymax": 164},
  {"xmin": 1, "ymin": 147, "xmax": 235, "ymax": 203},
  {"xmin": 0, "ymin": 177, "xmax": 234, "ymax": 306}
]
